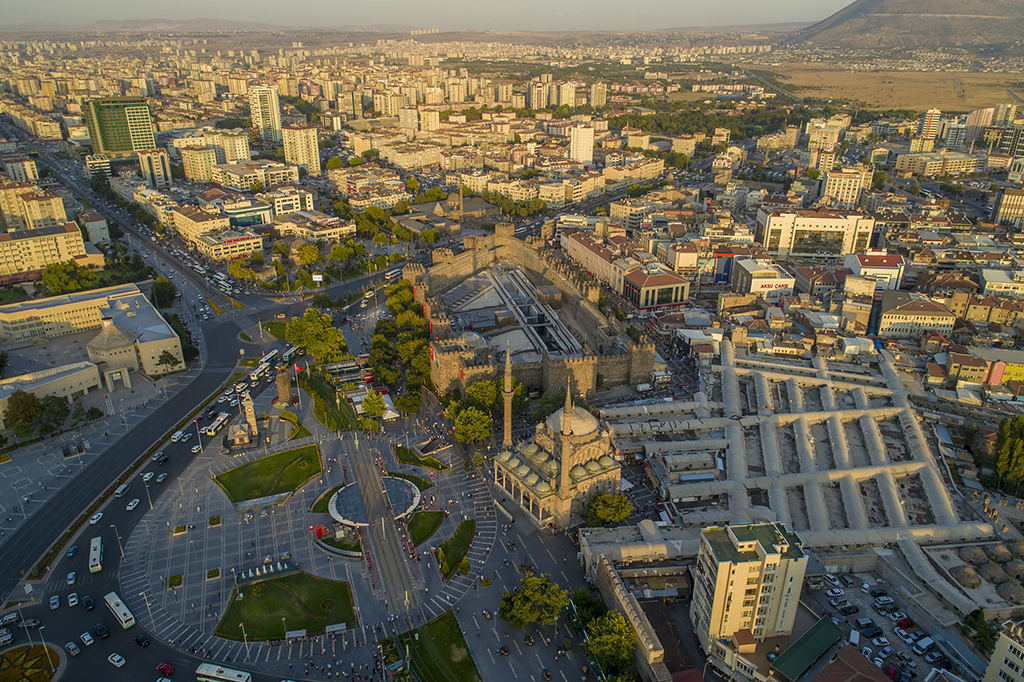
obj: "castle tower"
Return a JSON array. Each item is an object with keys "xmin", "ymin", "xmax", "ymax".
[{"xmin": 502, "ymin": 340, "xmax": 514, "ymax": 448}]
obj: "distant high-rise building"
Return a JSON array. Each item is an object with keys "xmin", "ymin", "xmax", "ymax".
[
  {"xmin": 83, "ymin": 97, "xmax": 156, "ymax": 158},
  {"xmin": 227, "ymin": 77, "xmax": 249, "ymax": 96},
  {"xmin": 994, "ymin": 102, "xmax": 1019, "ymax": 126},
  {"xmin": 919, "ymin": 108, "xmax": 942, "ymax": 139},
  {"xmin": 527, "ymin": 82, "xmax": 546, "ymax": 109},
  {"xmin": 398, "ymin": 107, "xmax": 419, "ymax": 131},
  {"xmin": 589, "ymin": 82, "xmax": 607, "ymax": 108},
  {"xmin": 966, "ymin": 107, "xmax": 994, "ymax": 143},
  {"xmin": 337, "ymin": 91, "xmax": 362, "ymax": 119},
  {"xmin": 136, "ymin": 149, "xmax": 172, "ymax": 189},
  {"xmin": 180, "ymin": 147, "xmax": 218, "ymax": 182},
  {"xmin": 248, "ymin": 85, "xmax": 282, "ymax": 144},
  {"xmin": 945, "ymin": 123, "xmax": 968, "ymax": 151},
  {"xmin": 282, "ymin": 125, "xmax": 320, "ymax": 176},
  {"xmin": 569, "ymin": 126, "xmax": 594, "ymax": 167},
  {"xmin": 557, "ymin": 82, "xmax": 576, "ymax": 108},
  {"xmin": 820, "ymin": 165, "xmax": 872, "ymax": 208},
  {"xmin": 689, "ymin": 523, "xmax": 807, "ymax": 654},
  {"xmin": 420, "ymin": 109, "xmax": 440, "ymax": 132}
]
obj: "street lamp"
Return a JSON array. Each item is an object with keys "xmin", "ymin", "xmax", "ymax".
[
  {"xmin": 239, "ymin": 623, "xmax": 251, "ymax": 661},
  {"xmin": 37, "ymin": 626, "xmax": 55, "ymax": 672},
  {"xmin": 110, "ymin": 524, "xmax": 125, "ymax": 561},
  {"xmin": 281, "ymin": 616, "xmax": 287, "ymax": 640},
  {"xmin": 139, "ymin": 591, "xmax": 154, "ymax": 624},
  {"xmin": 141, "ymin": 474, "xmax": 153, "ymax": 511}
]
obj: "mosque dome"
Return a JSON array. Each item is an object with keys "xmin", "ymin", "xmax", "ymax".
[{"xmin": 546, "ymin": 406, "xmax": 599, "ymax": 437}]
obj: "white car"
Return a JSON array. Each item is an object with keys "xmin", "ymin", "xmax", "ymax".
[
  {"xmin": 49, "ymin": 595, "xmax": 60, "ymax": 610},
  {"xmin": 65, "ymin": 642, "xmax": 80, "ymax": 656},
  {"xmin": 181, "ymin": 433, "xmax": 193, "ymax": 443},
  {"xmin": 126, "ymin": 498, "xmax": 140, "ymax": 511},
  {"xmin": 151, "ymin": 451, "xmax": 164, "ymax": 462},
  {"xmin": 107, "ymin": 653, "xmax": 126, "ymax": 668},
  {"xmin": 218, "ymin": 396, "xmax": 227, "ymax": 403},
  {"xmin": 142, "ymin": 472, "xmax": 154, "ymax": 483},
  {"xmin": 191, "ymin": 445, "xmax": 202, "ymax": 454},
  {"xmin": 230, "ymin": 399, "xmax": 239, "ymax": 407},
  {"xmin": 66, "ymin": 571, "xmax": 76, "ymax": 586},
  {"xmin": 871, "ymin": 637, "xmax": 889, "ymax": 647},
  {"xmin": 156, "ymin": 473, "xmax": 168, "ymax": 483},
  {"xmin": 89, "ymin": 512, "xmax": 103, "ymax": 525},
  {"xmin": 825, "ymin": 588, "xmax": 845, "ymax": 597},
  {"xmin": 67, "ymin": 592, "xmax": 78, "ymax": 607},
  {"xmin": 80, "ymin": 632, "xmax": 94, "ymax": 646}
]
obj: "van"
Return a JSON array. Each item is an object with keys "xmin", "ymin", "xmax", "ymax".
[
  {"xmin": 114, "ymin": 483, "xmax": 132, "ymax": 498},
  {"xmin": 0, "ymin": 613, "xmax": 18, "ymax": 627},
  {"xmin": 0, "ymin": 629, "xmax": 12, "ymax": 647},
  {"xmin": 855, "ymin": 618, "xmax": 875, "ymax": 630},
  {"xmin": 849, "ymin": 631, "xmax": 861, "ymax": 647},
  {"xmin": 171, "ymin": 431, "xmax": 184, "ymax": 443},
  {"xmin": 912, "ymin": 637, "xmax": 935, "ymax": 655},
  {"xmin": 913, "ymin": 638, "xmax": 937, "ymax": 655}
]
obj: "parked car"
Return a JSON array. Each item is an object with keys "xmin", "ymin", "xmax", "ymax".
[
  {"xmin": 878, "ymin": 646, "xmax": 894, "ymax": 660},
  {"xmin": 924, "ymin": 652, "xmax": 945, "ymax": 664},
  {"xmin": 94, "ymin": 623, "xmax": 110, "ymax": 639},
  {"xmin": 830, "ymin": 598, "xmax": 849, "ymax": 608},
  {"xmin": 107, "ymin": 653, "xmax": 126, "ymax": 668},
  {"xmin": 826, "ymin": 588, "xmax": 845, "ymax": 597},
  {"xmin": 885, "ymin": 665, "xmax": 897, "ymax": 679},
  {"xmin": 49, "ymin": 596, "xmax": 60, "ymax": 610},
  {"xmin": 862, "ymin": 647, "xmax": 873, "ymax": 659},
  {"xmin": 82, "ymin": 595, "xmax": 94, "ymax": 611},
  {"xmin": 66, "ymin": 545, "xmax": 78, "ymax": 558},
  {"xmin": 872, "ymin": 637, "xmax": 890, "ymax": 647},
  {"xmin": 871, "ymin": 589, "xmax": 887, "ymax": 598},
  {"xmin": 897, "ymin": 618, "xmax": 915, "ymax": 629},
  {"xmin": 839, "ymin": 605, "xmax": 860, "ymax": 616},
  {"xmin": 65, "ymin": 642, "xmax": 80, "ymax": 656},
  {"xmin": 17, "ymin": 619, "xmax": 40, "ymax": 629},
  {"xmin": 80, "ymin": 632, "xmax": 94, "ymax": 646}
]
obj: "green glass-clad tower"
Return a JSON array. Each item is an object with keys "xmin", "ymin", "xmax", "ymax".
[{"xmin": 83, "ymin": 97, "xmax": 155, "ymax": 158}]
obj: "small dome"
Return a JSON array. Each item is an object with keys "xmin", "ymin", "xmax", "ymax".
[
  {"xmin": 599, "ymin": 455, "xmax": 615, "ymax": 468},
  {"xmin": 536, "ymin": 481, "xmax": 552, "ymax": 494},
  {"xmin": 522, "ymin": 443, "xmax": 540, "ymax": 455},
  {"xmin": 585, "ymin": 460, "xmax": 601, "ymax": 473},
  {"xmin": 515, "ymin": 462, "xmax": 531, "ymax": 477},
  {"xmin": 543, "ymin": 460, "xmax": 558, "ymax": 474},
  {"xmin": 525, "ymin": 473, "xmax": 539, "ymax": 486},
  {"xmin": 496, "ymin": 451, "xmax": 512, "ymax": 463},
  {"xmin": 534, "ymin": 450, "xmax": 550, "ymax": 463},
  {"xmin": 570, "ymin": 465, "xmax": 586, "ymax": 480}
]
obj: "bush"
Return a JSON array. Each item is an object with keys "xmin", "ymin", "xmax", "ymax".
[{"xmin": 168, "ymin": 574, "xmax": 182, "ymax": 588}]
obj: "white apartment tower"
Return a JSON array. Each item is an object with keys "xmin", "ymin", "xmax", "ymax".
[
  {"xmin": 590, "ymin": 82, "xmax": 607, "ymax": 108},
  {"xmin": 248, "ymin": 85, "xmax": 282, "ymax": 144},
  {"xmin": 282, "ymin": 125, "xmax": 320, "ymax": 176},
  {"xmin": 690, "ymin": 524, "xmax": 807, "ymax": 653},
  {"xmin": 820, "ymin": 166, "xmax": 873, "ymax": 209},
  {"xmin": 136, "ymin": 148, "xmax": 172, "ymax": 189},
  {"xmin": 920, "ymin": 108, "xmax": 942, "ymax": 139},
  {"xmin": 569, "ymin": 126, "xmax": 595, "ymax": 167}
]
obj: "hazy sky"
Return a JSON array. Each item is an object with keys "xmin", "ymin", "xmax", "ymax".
[{"xmin": 10, "ymin": 0, "xmax": 854, "ymax": 31}]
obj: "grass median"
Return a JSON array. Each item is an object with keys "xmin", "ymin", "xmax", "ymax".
[
  {"xmin": 214, "ymin": 445, "xmax": 322, "ymax": 503},
  {"xmin": 407, "ymin": 510, "xmax": 444, "ymax": 546},
  {"xmin": 216, "ymin": 572, "xmax": 356, "ymax": 640},
  {"xmin": 395, "ymin": 610, "xmax": 481, "ymax": 682},
  {"xmin": 436, "ymin": 519, "xmax": 475, "ymax": 580},
  {"xmin": 394, "ymin": 445, "xmax": 448, "ymax": 472},
  {"xmin": 388, "ymin": 471, "xmax": 433, "ymax": 491}
]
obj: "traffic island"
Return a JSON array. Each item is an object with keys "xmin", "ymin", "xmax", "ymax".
[
  {"xmin": 436, "ymin": 520, "xmax": 476, "ymax": 580},
  {"xmin": 0, "ymin": 644, "xmax": 62, "ymax": 681},
  {"xmin": 407, "ymin": 510, "xmax": 444, "ymax": 546},
  {"xmin": 213, "ymin": 444, "xmax": 322, "ymax": 504},
  {"xmin": 394, "ymin": 610, "xmax": 482, "ymax": 682},
  {"xmin": 215, "ymin": 571, "xmax": 357, "ymax": 640},
  {"xmin": 394, "ymin": 445, "xmax": 449, "ymax": 471}
]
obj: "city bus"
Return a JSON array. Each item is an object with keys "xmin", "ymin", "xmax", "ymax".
[
  {"xmin": 196, "ymin": 663, "xmax": 252, "ymax": 682},
  {"xmin": 260, "ymin": 350, "xmax": 279, "ymax": 366},
  {"xmin": 249, "ymin": 364, "xmax": 268, "ymax": 382},
  {"xmin": 384, "ymin": 269, "xmax": 400, "ymax": 281},
  {"xmin": 88, "ymin": 537, "xmax": 103, "ymax": 573},
  {"xmin": 212, "ymin": 272, "xmax": 228, "ymax": 283},
  {"xmin": 205, "ymin": 412, "xmax": 230, "ymax": 437},
  {"xmin": 281, "ymin": 346, "xmax": 302, "ymax": 364},
  {"xmin": 103, "ymin": 592, "xmax": 135, "ymax": 629}
]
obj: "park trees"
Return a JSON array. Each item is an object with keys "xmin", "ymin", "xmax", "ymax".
[
  {"xmin": 453, "ymin": 406, "xmax": 492, "ymax": 444},
  {"xmin": 156, "ymin": 350, "xmax": 181, "ymax": 372},
  {"xmin": 586, "ymin": 611, "xmax": 636, "ymax": 673},
  {"xmin": 498, "ymin": 571, "xmax": 569, "ymax": 629},
  {"xmin": 584, "ymin": 492, "xmax": 634, "ymax": 526},
  {"xmin": 150, "ymin": 277, "xmax": 177, "ymax": 308},
  {"xmin": 41, "ymin": 260, "xmax": 96, "ymax": 295},
  {"xmin": 3, "ymin": 390, "xmax": 44, "ymax": 437},
  {"xmin": 228, "ymin": 258, "xmax": 256, "ymax": 281},
  {"xmin": 285, "ymin": 309, "xmax": 349, "ymax": 362},
  {"xmin": 362, "ymin": 389, "xmax": 387, "ymax": 419},
  {"xmin": 326, "ymin": 156, "xmax": 344, "ymax": 170},
  {"xmin": 394, "ymin": 391, "xmax": 422, "ymax": 415},
  {"xmin": 298, "ymin": 243, "xmax": 321, "ymax": 266}
]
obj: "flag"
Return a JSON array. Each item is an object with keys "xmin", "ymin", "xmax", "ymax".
[{"xmin": 295, "ymin": 364, "xmax": 303, "ymax": 373}]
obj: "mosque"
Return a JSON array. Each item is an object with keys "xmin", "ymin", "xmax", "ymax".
[{"xmin": 492, "ymin": 346, "xmax": 621, "ymax": 528}]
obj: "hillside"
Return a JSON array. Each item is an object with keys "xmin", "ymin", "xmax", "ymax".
[{"xmin": 785, "ymin": 0, "xmax": 1024, "ymax": 48}]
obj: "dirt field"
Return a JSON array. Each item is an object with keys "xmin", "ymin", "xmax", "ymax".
[{"xmin": 758, "ymin": 62, "xmax": 1023, "ymax": 111}]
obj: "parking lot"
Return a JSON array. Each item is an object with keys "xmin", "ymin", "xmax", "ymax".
[{"xmin": 807, "ymin": 572, "xmax": 949, "ymax": 682}]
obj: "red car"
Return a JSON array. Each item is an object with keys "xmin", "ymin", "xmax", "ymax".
[
  {"xmin": 156, "ymin": 663, "xmax": 175, "ymax": 675},
  {"xmin": 885, "ymin": 666, "xmax": 897, "ymax": 680},
  {"xmin": 897, "ymin": 618, "xmax": 914, "ymax": 629}
]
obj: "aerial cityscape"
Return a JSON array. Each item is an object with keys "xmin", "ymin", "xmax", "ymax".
[{"xmin": 2, "ymin": 1, "xmax": 1024, "ymax": 682}]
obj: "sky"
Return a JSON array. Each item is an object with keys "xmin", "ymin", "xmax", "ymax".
[{"xmin": 8, "ymin": 0, "xmax": 855, "ymax": 31}]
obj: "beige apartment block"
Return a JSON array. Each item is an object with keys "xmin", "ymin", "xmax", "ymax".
[
  {"xmin": 0, "ymin": 223, "xmax": 102, "ymax": 278},
  {"xmin": 171, "ymin": 205, "xmax": 230, "ymax": 243},
  {"xmin": 982, "ymin": 620, "xmax": 1024, "ymax": 682},
  {"xmin": 192, "ymin": 230, "xmax": 264, "ymax": 262},
  {"xmin": 0, "ymin": 361, "xmax": 102, "ymax": 428},
  {"xmin": 180, "ymin": 146, "xmax": 219, "ymax": 182},
  {"xmin": 282, "ymin": 124, "xmax": 321, "ymax": 176}
]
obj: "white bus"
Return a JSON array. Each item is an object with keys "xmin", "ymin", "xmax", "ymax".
[
  {"xmin": 103, "ymin": 592, "xmax": 135, "ymax": 629},
  {"xmin": 259, "ymin": 350, "xmax": 279, "ymax": 366},
  {"xmin": 249, "ymin": 364, "xmax": 268, "ymax": 382},
  {"xmin": 205, "ymin": 412, "xmax": 230, "ymax": 437},
  {"xmin": 212, "ymin": 272, "xmax": 228, "ymax": 283},
  {"xmin": 88, "ymin": 537, "xmax": 103, "ymax": 574},
  {"xmin": 196, "ymin": 663, "xmax": 252, "ymax": 682},
  {"xmin": 385, "ymin": 269, "xmax": 400, "ymax": 281},
  {"xmin": 281, "ymin": 346, "xmax": 302, "ymax": 364}
]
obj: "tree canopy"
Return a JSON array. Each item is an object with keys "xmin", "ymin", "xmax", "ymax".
[
  {"xmin": 584, "ymin": 492, "xmax": 633, "ymax": 526},
  {"xmin": 498, "ymin": 571, "xmax": 569, "ymax": 629},
  {"xmin": 362, "ymin": 389, "xmax": 387, "ymax": 419},
  {"xmin": 586, "ymin": 611, "xmax": 637, "ymax": 672},
  {"xmin": 41, "ymin": 260, "xmax": 96, "ymax": 295},
  {"xmin": 298, "ymin": 243, "xmax": 321, "ymax": 266},
  {"xmin": 285, "ymin": 309, "xmax": 349, "ymax": 362},
  {"xmin": 453, "ymin": 406, "xmax": 492, "ymax": 444}
]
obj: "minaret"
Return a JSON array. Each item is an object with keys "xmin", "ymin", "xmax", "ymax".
[
  {"xmin": 558, "ymin": 375, "xmax": 575, "ymax": 496},
  {"xmin": 502, "ymin": 340, "xmax": 514, "ymax": 448},
  {"xmin": 561, "ymin": 375, "xmax": 573, "ymax": 435}
]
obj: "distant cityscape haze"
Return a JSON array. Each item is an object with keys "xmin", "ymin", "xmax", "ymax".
[{"xmin": 6, "ymin": 0, "xmax": 854, "ymax": 31}]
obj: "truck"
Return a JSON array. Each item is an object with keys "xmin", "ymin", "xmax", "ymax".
[
  {"xmin": 636, "ymin": 383, "xmax": 652, "ymax": 393},
  {"xmin": 912, "ymin": 637, "xmax": 935, "ymax": 655}
]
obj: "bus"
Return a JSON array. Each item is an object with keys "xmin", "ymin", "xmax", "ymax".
[
  {"xmin": 212, "ymin": 272, "xmax": 228, "ymax": 283},
  {"xmin": 196, "ymin": 663, "xmax": 252, "ymax": 682},
  {"xmin": 206, "ymin": 412, "xmax": 230, "ymax": 437},
  {"xmin": 249, "ymin": 364, "xmax": 268, "ymax": 382},
  {"xmin": 384, "ymin": 269, "xmax": 400, "ymax": 281},
  {"xmin": 103, "ymin": 592, "xmax": 135, "ymax": 629},
  {"xmin": 281, "ymin": 346, "xmax": 301, "ymax": 364},
  {"xmin": 88, "ymin": 537, "xmax": 103, "ymax": 573},
  {"xmin": 260, "ymin": 350, "xmax": 279, "ymax": 367}
]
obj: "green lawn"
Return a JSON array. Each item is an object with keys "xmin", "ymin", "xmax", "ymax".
[
  {"xmin": 407, "ymin": 511, "xmax": 444, "ymax": 546},
  {"xmin": 389, "ymin": 471, "xmax": 434, "ymax": 491},
  {"xmin": 0, "ymin": 644, "xmax": 61, "ymax": 681},
  {"xmin": 394, "ymin": 445, "xmax": 449, "ymax": 471},
  {"xmin": 310, "ymin": 483, "xmax": 344, "ymax": 513},
  {"xmin": 280, "ymin": 410, "xmax": 312, "ymax": 439},
  {"xmin": 437, "ymin": 520, "xmax": 476, "ymax": 579},
  {"xmin": 322, "ymin": 536, "xmax": 361, "ymax": 553},
  {"xmin": 300, "ymin": 372, "xmax": 359, "ymax": 431},
  {"xmin": 265, "ymin": 321, "xmax": 287, "ymax": 339},
  {"xmin": 396, "ymin": 611, "xmax": 481, "ymax": 682},
  {"xmin": 216, "ymin": 572, "xmax": 356, "ymax": 640},
  {"xmin": 214, "ymin": 445, "xmax": 322, "ymax": 503},
  {"xmin": 239, "ymin": 332, "xmax": 253, "ymax": 343}
]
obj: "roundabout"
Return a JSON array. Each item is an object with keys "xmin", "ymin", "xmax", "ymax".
[{"xmin": 326, "ymin": 476, "xmax": 421, "ymax": 528}]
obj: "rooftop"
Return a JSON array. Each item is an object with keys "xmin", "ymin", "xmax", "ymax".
[{"xmin": 703, "ymin": 523, "xmax": 804, "ymax": 564}]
